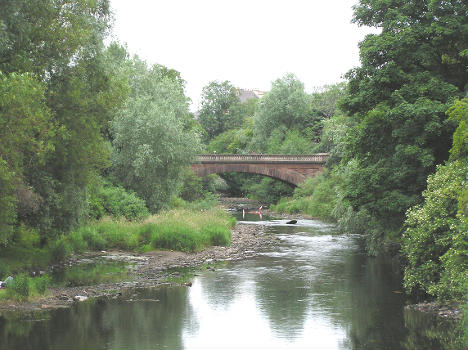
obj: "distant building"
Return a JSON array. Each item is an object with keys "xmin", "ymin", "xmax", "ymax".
[{"xmin": 236, "ymin": 88, "xmax": 266, "ymax": 103}]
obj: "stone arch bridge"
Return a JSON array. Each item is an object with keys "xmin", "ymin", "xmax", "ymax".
[{"xmin": 191, "ymin": 153, "xmax": 329, "ymax": 186}]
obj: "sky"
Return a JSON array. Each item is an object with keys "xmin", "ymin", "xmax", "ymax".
[{"xmin": 108, "ymin": 0, "xmax": 377, "ymax": 111}]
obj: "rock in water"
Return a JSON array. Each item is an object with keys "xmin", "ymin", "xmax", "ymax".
[
  {"xmin": 73, "ymin": 295, "xmax": 88, "ymax": 302},
  {"xmin": 286, "ymin": 220, "xmax": 297, "ymax": 224}
]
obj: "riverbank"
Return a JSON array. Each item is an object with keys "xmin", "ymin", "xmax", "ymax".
[{"xmin": 0, "ymin": 222, "xmax": 278, "ymax": 313}]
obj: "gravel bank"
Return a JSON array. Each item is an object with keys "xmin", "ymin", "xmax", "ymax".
[{"xmin": 0, "ymin": 222, "xmax": 278, "ymax": 313}]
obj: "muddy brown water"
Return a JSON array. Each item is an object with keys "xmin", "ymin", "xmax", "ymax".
[{"xmin": 0, "ymin": 213, "xmax": 464, "ymax": 349}]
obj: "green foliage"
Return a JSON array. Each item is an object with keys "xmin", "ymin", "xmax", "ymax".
[
  {"xmin": 148, "ymin": 209, "xmax": 233, "ymax": 252},
  {"xmin": 51, "ymin": 208, "xmax": 235, "ymax": 255},
  {"xmin": 197, "ymin": 81, "xmax": 242, "ymax": 141},
  {"xmin": 2, "ymin": 274, "xmax": 51, "ymax": 301},
  {"xmin": 8, "ymin": 274, "xmax": 30, "ymax": 300},
  {"xmin": 0, "ymin": 0, "xmax": 125, "ymax": 242},
  {"xmin": 310, "ymin": 82, "xmax": 347, "ymax": 118},
  {"xmin": 447, "ymin": 94, "xmax": 468, "ymax": 161},
  {"xmin": 271, "ymin": 170, "xmax": 340, "ymax": 221},
  {"xmin": 0, "ymin": 71, "xmax": 54, "ymax": 243},
  {"xmin": 266, "ymin": 129, "xmax": 314, "ymax": 154},
  {"xmin": 0, "ymin": 264, "xmax": 10, "ymax": 280},
  {"xmin": 337, "ymin": 0, "xmax": 468, "ymax": 253},
  {"xmin": 179, "ymin": 170, "xmax": 205, "ymax": 202},
  {"xmin": 33, "ymin": 275, "xmax": 51, "ymax": 294},
  {"xmin": 315, "ymin": 114, "xmax": 355, "ymax": 166},
  {"xmin": 88, "ymin": 180, "xmax": 149, "ymax": 221},
  {"xmin": 0, "ymin": 72, "xmax": 54, "ymax": 174},
  {"xmin": 252, "ymin": 74, "xmax": 321, "ymax": 151},
  {"xmin": 111, "ymin": 57, "xmax": 201, "ymax": 212},
  {"xmin": 242, "ymin": 176, "xmax": 294, "ymax": 204},
  {"xmin": 51, "ymin": 236, "xmax": 73, "ymax": 262},
  {"xmin": 13, "ymin": 225, "xmax": 40, "ymax": 248},
  {"xmin": 402, "ymin": 159, "xmax": 468, "ymax": 301},
  {"xmin": 0, "ymin": 158, "xmax": 17, "ymax": 244},
  {"xmin": 0, "ymin": 0, "xmax": 111, "ymax": 76}
]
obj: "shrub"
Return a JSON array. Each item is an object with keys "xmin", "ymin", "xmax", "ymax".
[
  {"xmin": 169, "ymin": 195, "xmax": 187, "ymax": 209},
  {"xmin": 67, "ymin": 231, "xmax": 88, "ymax": 253},
  {"xmin": 270, "ymin": 169, "xmax": 340, "ymax": 222},
  {"xmin": 13, "ymin": 225, "xmax": 40, "ymax": 248},
  {"xmin": 9, "ymin": 274, "xmax": 30, "ymax": 300},
  {"xmin": 51, "ymin": 236, "xmax": 72, "ymax": 262},
  {"xmin": 88, "ymin": 180, "xmax": 149, "ymax": 221},
  {"xmin": 33, "ymin": 275, "xmax": 51, "ymax": 294}
]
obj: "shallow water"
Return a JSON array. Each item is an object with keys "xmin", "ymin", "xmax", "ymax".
[{"xmin": 0, "ymin": 216, "xmax": 463, "ymax": 349}]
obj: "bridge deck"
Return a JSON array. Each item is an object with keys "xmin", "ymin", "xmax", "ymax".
[{"xmin": 195, "ymin": 153, "xmax": 329, "ymax": 164}]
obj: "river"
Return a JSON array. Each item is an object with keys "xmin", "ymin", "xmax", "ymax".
[{"xmin": 0, "ymin": 213, "xmax": 463, "ymax": 349}]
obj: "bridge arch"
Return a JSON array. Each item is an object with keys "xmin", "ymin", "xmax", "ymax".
[{"xmin": 191, "ymin": 154, "xmax": 328, "ymax": 186}]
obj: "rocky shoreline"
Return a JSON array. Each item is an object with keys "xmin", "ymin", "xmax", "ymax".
[
  {"xmin": 0, "ymin": 222, "xmax": 278, "ymax": 313},
  {"xmin": 405, "ymin": 301, "xmax": 464, "ymax": 320}
]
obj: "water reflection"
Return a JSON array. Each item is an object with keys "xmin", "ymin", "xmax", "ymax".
[
  {"xmin": 0, "ymin": 219, "xmax": 464, "ymax": 350},
  {"xmin": 0, "ymin": 287, "xmax": 193, "ymax": 349}
]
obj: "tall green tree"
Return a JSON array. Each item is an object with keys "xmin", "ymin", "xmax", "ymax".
[
  {"xmin": 252, "ymin": 74, "xmax": 319, "ymax": 152},
  {"xmin": 197, "ymin": 81, "xmax": 241, "ymax": 141},
  {"xmin": 339, "ymin": 0, "xmax": 468, "ymax": 248},
  {"xmin": 0, "ymin": 72, "xmax": 54, "ymax": 243},
  {"xmin": 0, "ymin": 0, "xmax": 111, "ymax": 76},
  {"xmin": 111, "ymin": 58, "xmax": 201, "ymax": 212},
  {"xmin": 403, "ymin": 96, "xmax": 468, "ymax": 300},
  {"xmin": 0, "ymin": 0, "xmax": 120, "ymax": 239}
]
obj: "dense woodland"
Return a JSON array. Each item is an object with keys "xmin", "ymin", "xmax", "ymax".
[{"xmin": 0, "ymin": 0, "xmax": 467, "ymax": 315}]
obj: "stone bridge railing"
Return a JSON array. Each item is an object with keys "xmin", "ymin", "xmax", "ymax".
[{"xmin": 195, "ymin": 153, "xmax": 329, "ymax": 163}]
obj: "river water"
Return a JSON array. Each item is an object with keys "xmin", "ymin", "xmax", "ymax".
[{"xmin": 0, "ymin": 215, "xmax": 463, "ymax": 349}]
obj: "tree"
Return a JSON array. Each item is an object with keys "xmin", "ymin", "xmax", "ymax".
[
  {"xmin": 197, "ymin": 81, "xmax": 241, "ymax": 141},
  {"xmin": 111, "ymin": 59, "xmax": 201, "ymax": 212},
  {"xmin": 0, "ymin": 0, "xmax": 121, "ymax": 239},
  {"xmin": 0, "ymin": 0, "xmax": 111, "ymax": 76},
  {"xmin": 252, "ymin": 74, "xmax": 322, "ymax": 152},
  {"xmin": 0, "ymin": 72, "xmax": 54, "ymax": 243},
  {"xmin": 338, "ymin": 0, "xmax": 468, "ymax": 247},
  {"xmin": 310, "ymin": 82, "xmax": 347, "ymax": 118},
  {"xmin": 402, "ymin": 158, "xmax": 468, "ymax": 300}
]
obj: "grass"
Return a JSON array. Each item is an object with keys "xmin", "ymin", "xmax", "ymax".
[
  {"xmin": 0, "ymin": 274, "xmax": 51, "ymax": 302},
  {"xmin": 0, "ymin": 208, "xmax": 235, "ymax": 302},
  {"xmin": 43, "ymin": 207, "xmax": 235, "ymax": 262}
]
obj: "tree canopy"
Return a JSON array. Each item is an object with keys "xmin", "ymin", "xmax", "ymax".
[{"xmin": 339, "ymin": 0, "xmax": 468, "ymax": 240}]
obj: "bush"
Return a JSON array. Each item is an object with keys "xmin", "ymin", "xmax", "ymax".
[
  {"xmin": 271, "ymin": 169, "xmax": 340, "ymax": 222},
  {"xmin": 88, "ymin": 180, "xmax": 149, "ymax": 221},
  {"xmin": 13, "ymin": 225, "xmax": 40, "ymax": 248},
  {"xmin": 67, "ymin": 231, "xmax": 88, "ymax": 253},
  {"xmin": 33, "ymin": 275, "xmax": 51, "ymax": 294},
  {"xmin": 186, "ymin": 192, "xmax": 220, "ymax": 211},
  {"xmin": 51, "ymin": 236, "xmax": 72, "ymax": 262}
]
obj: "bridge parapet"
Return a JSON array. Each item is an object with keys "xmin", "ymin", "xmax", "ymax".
[{"xmin": 196, "ymin": 153, "xmax": 329, "ymax": 164}]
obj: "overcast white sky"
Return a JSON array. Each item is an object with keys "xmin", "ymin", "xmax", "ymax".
[{"xmin": 109, "ymin": 0, "xmax": 377, "ymax": 111}]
